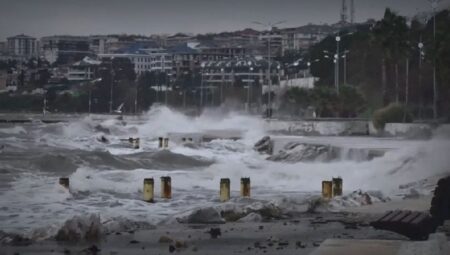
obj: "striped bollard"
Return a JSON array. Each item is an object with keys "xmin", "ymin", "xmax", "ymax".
[
  {"xmin": 220, "ymin": 178, "xmax": 230, "ymax": 202},
  {"xmin": 143, "ymin": 178, "xmax": 154, "ymax": 203},
  {"xmin": 322, "ymin": 181, "xmax": 333, "ymax": 199},
  {"xmin": 161, "ymin": 176, "xmax": 172, "ymax": 199},
  {"xmin": 240, "ymin": 177, "xmax": 251, "ymax": 197}
]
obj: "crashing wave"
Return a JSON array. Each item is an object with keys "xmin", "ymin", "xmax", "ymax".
[{"xmin": 266, "ymin": 141, "xmax": 384, "ymax": 162}]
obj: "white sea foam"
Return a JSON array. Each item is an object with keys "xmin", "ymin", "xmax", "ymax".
[{"xmin": 0, "ymin": 106, "xmax": 449, "ymax": 239}]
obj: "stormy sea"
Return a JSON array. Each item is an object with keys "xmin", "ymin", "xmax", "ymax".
[{"xmin": 0, "ymin": 106, "xmax": 449, "ymax": 241}]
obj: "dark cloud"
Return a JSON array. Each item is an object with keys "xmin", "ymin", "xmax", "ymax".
[{"xmin": 0, "ymin": 0, "xmax": 449, "ymax": 40}]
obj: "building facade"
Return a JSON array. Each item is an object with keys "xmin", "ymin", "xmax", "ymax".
[
  {"xmin": 7, "ymin": 34, "xmax": 38, "ymax": 59},
  {"xmin": 99, "ymin": 48, "xmax": 172, "ymax": 76},
  {"xmin": 40, "ymin": 35, "xmax": 91, "ymax": 64}
]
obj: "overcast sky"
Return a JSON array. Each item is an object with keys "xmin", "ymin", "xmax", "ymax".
[{"xmin": 1, "ymin": 0, "xmax": 449, "ymax": 40}]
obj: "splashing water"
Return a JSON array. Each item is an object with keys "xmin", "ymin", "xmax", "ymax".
[{"xmin": 0, "ymin": 105, "xmax": 449, "ymax": 239}]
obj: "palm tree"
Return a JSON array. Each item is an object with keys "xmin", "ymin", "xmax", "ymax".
[{"xmin": 372, "ymin": 8, "xmax": 409, "ymax": 105}]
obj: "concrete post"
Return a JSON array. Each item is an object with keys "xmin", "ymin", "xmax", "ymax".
[
  {"xmin": 143, "ymin": 178, "xmax": 154, "ymax": 203},
  {"xmin": 240, "ymin": 177, "xmax": 251, "ymax": 197},
  {"xmin": 161, "ymin": 176, "xmax": 172, "ymax": 199},
  {"xmin": 332, "ymin": 177, "xmax": 343, "ymax": 197},
  {"xmin": 158, "ymin": 137, "xmax": 163, "ymax": 148},
  {"xmin": 220, "ymin": 178, "xmax": 231, "ymax": 202},
  {"xmin": 132, "ymin": 138, "xmax": 140, "ymax": 149},
  {"xmin": 322, "ymin": 181, "xmax": 333, "ymax": 199},
  {"xmin": 163, "ymin": 138, "xmax": 169, "ymax": 148},
  {"xmin": 59, "ymin": 177, "xmax": 69, "ymax": 189}
]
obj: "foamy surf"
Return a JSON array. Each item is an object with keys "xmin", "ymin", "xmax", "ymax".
[{"xmin": 0, "ymin": 106, "xmax": 449, "ymax": 241}]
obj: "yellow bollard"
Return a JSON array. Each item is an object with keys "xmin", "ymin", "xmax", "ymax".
[
  {"xmin": 161, "ymin": 176, "xmax": 172, "ymax": 199},
  {"xmin": 220, "ymin": 178, "xmax": 231, "ymax": 202},
  {"xmin": 322, "ymin": 181, "xmax": 333, "ymax": 199},
  {"xmin": 332, "ymin": 177, "xmax": 343, "ymax": 197},
  {"xmin": 240, "ymin": 177, "xmax": 251, "ymax": 197},
  {"xmin": 143, "ymin": 178, "xmax": 154, "ymax": 203},
  {"xmin": 158, "ymin": 137, "xmax": 164, "ymax": 148},
  {"xmin": 59, "ymin": 177, "xmax": 69, "ymax": 189},
  {"xmin": 163, "ymin": 138, "xmax": 169, "ymax": 148}
]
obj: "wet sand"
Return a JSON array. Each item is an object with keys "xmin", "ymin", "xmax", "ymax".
[{"xmin": 1, "ymin": 212, "xmax": 407, "ymax": 255}]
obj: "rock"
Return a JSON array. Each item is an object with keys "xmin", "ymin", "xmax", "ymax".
[
  {"xmin": 267, "ymin": 142, "xmax": 337, "ymax": 162},
  {"xmin": 169, "ymin": 245, "xmax": 176, "ymax": 253},
  {"xmin": 159, "ymin": 235, "xmax": 173, "ymax": 243},
  {"xmin": 129, "ymin": 240, "xmax": 139, "ymax": 244},
  {"xmin": 237, "ymin": 213, "xmax": 263, "ymax": 223},
  {"xmin": 85, "ymin": 245, "xmax": 100, "ymax": 254},
  {"xmin": 221, "ymin": 210, "xmax": 245, "ymax": 222},
  {"xmin": 208, "ymin": 228, "xmax": 221, "ymax": 239},
  {"xmin": 430, "ymin": 176, "xmax": 450, "ymax": 225},
  {"xmin": 94, "ymin": 125, "xmax": 110, "ymax": 134},
  {"xmin": 296, "ymin": 241, "xmax": 306, "ymax": 248},
  {"xmin": 175, "ymin": 240, "xmax": 188, "ymax": 248},
  {"xmin": 184, "ymin": 207, "xmax": 225, "ymax": 224},
  {"xmin": 55, "ymin": 214, "xmax": 101, "ymax": 242},
  {"xmin": 254, "ymin": 136, "xmax": 273, "ymax": 154}
]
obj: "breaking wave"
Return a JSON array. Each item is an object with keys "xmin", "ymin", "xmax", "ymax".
[{"xmin": 0, "ymin": 105, "xmax": 449, "ymax": 241}]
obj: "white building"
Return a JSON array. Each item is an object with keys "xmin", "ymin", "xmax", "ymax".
[
  {"xmin": 7, "ymin": 34, "xmax": 38, "ymax": 59},
  {"xmin": 66, "ymin": 56, "xmax": 101, "ymax": 81},
  {"xmin": 99, "ymin": 48, "xmax": 172, "ymax": 76}
]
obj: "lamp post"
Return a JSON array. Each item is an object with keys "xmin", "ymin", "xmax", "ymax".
[
  {"xmin": 247, "ymin": 62, "xmax": 253, "ymax": 113},
  {"xmin": 88, "ymin": 78, "xmax": 102, "ymax": 114},
  {"xmin": 253, "ymin": 20, "xmax": 285, "ymax": 118},
  {"xmin": 109, "ymin": 59, "xmax": 114, "ymax": 114},
  {"xmin": 335, "ymin": 35, "xmax": 341, "ymax": 94},
  {"xmin": 418, "ymin": 41, "xmax": 424, "ymax": 118},
  {"xmin": 200, "ymin": 62, "xmax": 205, "ymax": 107},
  {"xmin": 220, "ymin": 68, "xmax": 225, "ymax": 105},
  {"xmin": 429, "ymin": 0, "xmax": 441, "ymax": 120},
  {"xmin": 342, "ymin": 50, "xmax": 349, "ymax": 85},
  {"xmin": 43, "ymin": 90, "xmax": 47, "ymax": 116}
]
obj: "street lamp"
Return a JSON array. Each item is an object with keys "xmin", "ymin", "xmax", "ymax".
[
  {"xmin": 247, "ymin": 61, "xmax": 253, "ymax": 113},
  {"xmin": 418, "ymin": 41, "xmax": 424, "ymax": 118},
  {"xmin": 428, "ymin": 0, "xmax": 441, "ymax": 120},
  {"xmin": 200, "ymin": 62, "xmax": 206, "ymax": 107},
  {"xmin": 335, "ymin": 35, "xmax": 341, "ymax": 94},
  {"xmin": 342, "ymin": 50, "xmax": 349, "ymax": 85},
  {"xmin": 220, "ymin": 67, "xmax": 225, "ymax": 105},
  {"xmin": 43, "ymin": 90, "xmax": 47, "ymax": 116},
  {"xmin": 253, "ymin": 20, "xmax": 286, "ymax": 118},
  {"xmin": 108, "ymin": 59, "xmax": 114, "ymax": 113},
  {"xmin": 88, "ymin": 78, "xmax": 102, "ymax": 114}
]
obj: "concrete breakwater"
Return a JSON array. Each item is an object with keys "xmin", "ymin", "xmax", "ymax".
[
  {"xmin": 265, "ymin": 119, "xmax": 369, "ymax": 136},
  {"xmin": 266, "ymin": 119, "xmax": 449, "ymax": 138}
]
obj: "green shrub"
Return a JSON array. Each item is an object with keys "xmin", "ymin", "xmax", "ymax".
[{"xmin": 372, "ymin": 103, "xmax": 413, "ymax": 130}]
